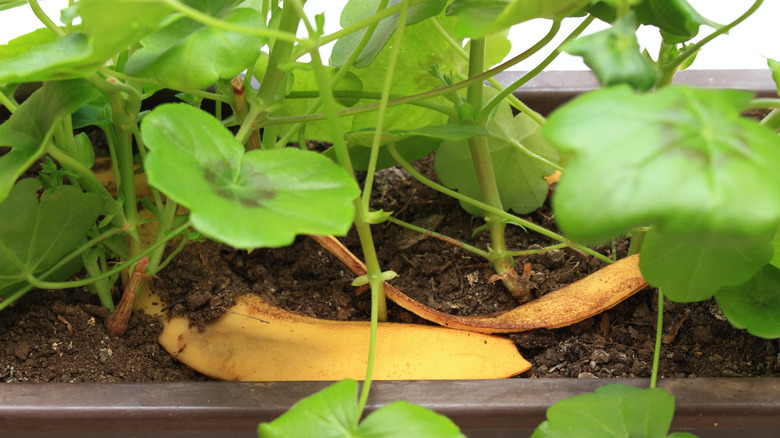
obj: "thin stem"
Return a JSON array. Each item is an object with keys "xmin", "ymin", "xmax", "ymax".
[
  {"xmin": 508, "ymin": 137, "xmax": 564, "ymax": 172},
  {"xmin": 28, "ymin": 0, "xmax": 65, "ymax": 36},
  {"xmin": 263, "ymin": 38, "xmax": 555, "ymax": 128},
  {"xmin": 0, "ymin": 89, "xmax": 17, "ymax": 114},
  {"xmin": 315, "ymin": 0, "xmax": 422, "ymax": 47},
  {"xmin": 162, "ymin": 0, "xmax": 299, "ymax": 43},
  {"xmin": 478, "ymin": 16, "xmax": 591, "ymax": 123},
  {"xmin": 429, "ymin": 17, "xmax": 547, "ymax": 125},
  {"xmin": 386, "ymin": 216, "xmax": 490, "ymax": 259},
  {"xmin": 99, "ymin": 68, "xmax": 231, "ymax": 103},
  {"xmin": 288, "ymin": 0, "xmax": 389, "ymax": 418},
  {"xmin": 504, "ymin": 242, "xmax": 570, "ymax": 258},
  {"xmin": 283, "ymin": 90, "xmax": 457, "ymax": 118},
  {"xmin": 658, "ymin": 0, "xmax": 764, "ymax": 86},
  {"xmin": 760, "ymin": 108, "xmax": 780, "ymax": 130},
  {"xmin": 650, "ymin": 288, "xmax": 664, "ymax": 389},
  {"xmin": 387, "ymin": 143, "xmax": 614, "ymax": 264},
  {"xmin": 746, "ymin": 98, "xmax": 780, "ymax": 110},
  {"xmin": 24, "ymin": 221, "xmax": 192, "ymax": 290},
  {"xmin": 361, "ymin": 1, "xmax": 408, "ymax": 211},
  {"xmin": 45, "ymin": 143, "xmax": 124, "ymax": 219},
  {"xmin": 274, "ymin": 0, "xmax": 393, "ymax": 149},
  {"xmin": 236, "ymin": 4, "xmax": 300, "ymax": 147}
]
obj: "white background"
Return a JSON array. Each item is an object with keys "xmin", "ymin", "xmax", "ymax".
[{"xmin": 1, "ymin": 0, "xmax": 777, "ymax": 70}]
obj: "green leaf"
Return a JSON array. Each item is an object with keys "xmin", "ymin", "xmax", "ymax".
[
  {"xmin": 78, "ymin": 0, "xmax": 173, "ymax": 62},
  {"xmin": 436, "ymin": 87, "xmax": 559, "ymax": 215},
  {"xmin": 0, "ymin": 33, "xmax": 93, "ymax": 83},
  {"xmin": 634, "ymin": 0, "xmax": 710, "ymax": 44},
  {"xmin": 563, "ymin": 12, "xmax": 657, "ymax": 91},
  {"xmin": 271, "ymin": 17, "xmax": 458, "ymax": 146},
  {"xmin": 0, "ymin": 28, "xmax": 57, "ymax": 61},
  {"xmin": 331, "ymin": 0, "xmax": 448, "ymax": 68},
  {"xmin": 544, "ymin": 85, "xmax": 780, "ymax": 245},
  {"xmin": 358, "ymin": 401, "xmax": 465, "ymax": 437},
  {"xmin": 639, "ymin": 228, "xmax": 773, "ymax": 302},
  {"xmin": 769, "ymin": 58, "xmax": 780, "ymax": 95},
  {"xmin": 141, "ymin": 104, "xmax": 359, "ymax": 249},
  {"xmin": 257, "ymin": 379, "xmax": 360, "ymax": 438},
  {"xmin": 531, "ymin": 384, "xmax": 683, "ymax": 438},
  {"xmin": 258, "ymin": 379, "xmax": 465, "ymax": 438},
  {"xmin": 715, "ymin": 264, "xmax": 780, "ymax": 339},
  {"xmin": 0, "ymin": 79, "xmax": 102, "ymax": 203},
  {"xmin": 446, "ymin": 0, "xmax": 589, "ymax": 39},
  {"xmin": 0, "ymin": 0, "xmax": 172, "ymax": 83},
  {"xmin": 0, "ymin": 179, "xmax": 104, "ymax": 297},
  {"xmin": 125, "ymin": 4, "xmax": 267, "ymax": 90}
]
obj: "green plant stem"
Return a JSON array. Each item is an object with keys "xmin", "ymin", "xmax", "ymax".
[
  {"xmin": 28, "ymin": 0, "xmax": 65, "ymax": 37},
  {"xmin": 235, "ymin": 5, "xmax": 301, "ymax": 147},
  {"xmin": 107, "ymin": 90, "xmax": 142, "ymax": 260},
  {"xmin": 312, "ymin": 0, "xmax": 422, "ymax": 47},
  {"xmin": 263, "ymin": 39, "xmax": 553, "ymax": 128},
  {"xmin": 289, "ymin": 0, "xmax": 389, "ymax": 418},
  {"xmin": 99, "ymin": 68, "xmax": 231, "ymax": 103},
  {"xmin": 82, "ymin": 250, "xmax": 117, "ymax": 310},
  {"xmin": 22, "ymin": 221, "xmax": 192, "ymax": 291},
  {"xmin": 651, "ymin": 288, "xmax": 664, "ymax": 389},
  {"xmin": 747, "ymin": 98, "xmax": 780, "ymax": 111},
  {"xmin": 45, "ymin": 143, "xmax": 124, "ymax": 219},
  {"xmin": 465, "ymin": 38, "xmax": 529, "ymax": 300},
  {"xmin": 429, "ymin": 17, "xmax": 549, "ymax": 125},
  {"xmin": 283, "ymin": 90, "xmax": 457, "ymax": 118},
  {"xmin": 627, "ymin": 228, "xmax": 647, "ymax": 256},
  {"xmin": 760, "ymin": 108, "xmax": 780, "ymax": 130},
  {"xmin": 657, "ymin": 0, "xmax": 763, "ymax": 86},
  {"xmin": 504, "ymin": 242, "xmax": 570, "ymax": 258},
  {"xmin": 0, "ymin": 89, "xmax": 16, "ymax": 113},
  {"xmin": 478, "ymin": 16, "xmax": 593, "ymax": 123},
  {"xmin": 387, "ymin": 143, "xmax": 613, "ymax": 264},
  {"xmin": 385, "ymin": 217, "xmax": 490, "ymax": 258},
  {"xmin": 273, "ymin": 0, "xmax": 392, "ymax": 149},
  {"xmin": 162, "ymin": 0, "xmax": 299, "ymax": 43},
  {"xmin": 361, "ymin": 0, "xmax": 408, "ymax": 212}
]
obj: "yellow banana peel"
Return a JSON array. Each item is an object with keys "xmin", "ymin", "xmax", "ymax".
[{"xmin": 136, "ymin": 287, "xmax": 529, "ymax": 381}]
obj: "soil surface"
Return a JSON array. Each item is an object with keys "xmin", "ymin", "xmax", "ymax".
[{"xmin": 3, "ymin": 155, "xmax": 778, "ymax": 382}]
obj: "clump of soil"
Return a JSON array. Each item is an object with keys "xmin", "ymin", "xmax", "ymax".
[{"xmin": 0, "ymin": 288, "xmax": 208, "ymax": 382}]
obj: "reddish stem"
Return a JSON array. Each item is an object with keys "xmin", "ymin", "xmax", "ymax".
[{"xmin": 105, "ymin": 256, "xmax": 149, "ymax": 338}]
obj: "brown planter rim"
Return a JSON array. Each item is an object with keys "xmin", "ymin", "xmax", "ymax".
[{"xmin": 1, "ymin": 378, "xmax": 778, "ymax": 437}]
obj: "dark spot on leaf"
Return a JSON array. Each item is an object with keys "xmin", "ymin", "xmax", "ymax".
[{"xmin": 204, "ymin": 162, "xmax": 276, "ymax": 208}]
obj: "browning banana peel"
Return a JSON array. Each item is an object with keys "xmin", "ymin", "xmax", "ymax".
[
  {"xmin": 312, "ymin": 235, "xmax": 648, "ymax": 334},
  {"xmin": 136, "ymin": 286, "xmax": 530, "ymax": 380}
]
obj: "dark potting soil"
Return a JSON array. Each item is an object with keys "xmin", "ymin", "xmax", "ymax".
[{"xmin": 2, "ymin": 155, "xmax": 778, "ymax": 382}]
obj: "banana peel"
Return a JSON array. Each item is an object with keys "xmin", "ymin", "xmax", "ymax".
[
  {"xmin": 136, "ymin": 287, "xmax": 528, "ymax": 380},
  {"xmin": 311, "ymin": 235, "xmax": 648, "ymax": 334}
]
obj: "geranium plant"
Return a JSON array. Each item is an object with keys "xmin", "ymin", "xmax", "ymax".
[{"xmin": 1, "ymin": 0, "xmax": 779, "ymax": 436}]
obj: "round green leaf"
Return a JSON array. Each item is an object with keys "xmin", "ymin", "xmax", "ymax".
[
  {"xmin": 545, "ymin": 85, "xmax": 780, "ymax": 245},
  {"xmin": 125, "ymin": 7, "xmax": 267, "ymax": 90},
  {"xmin": 563, "ymin": 12, "xmax": 657, "ymax": 91},
  {"xmin": 436, "ymin": 87, "xmax": 559, "ymax": 215},
  {"xmin": 532, "ymin": 384, "xmax": 681, "ymax": 438},
  {"xmin": 141, "ymin": 104, "xmax": 359, "ymax": 249},
  {"xmin": 0, "ymin": 179, "xmax": 103, "ymax": 296},
  {"xmin": 640, "ymin": 228, "xmax": 772, "ymax": 302},
  {"xmin": 715, "ymin": 264, "xmax": 780, "ymax": 339}
]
